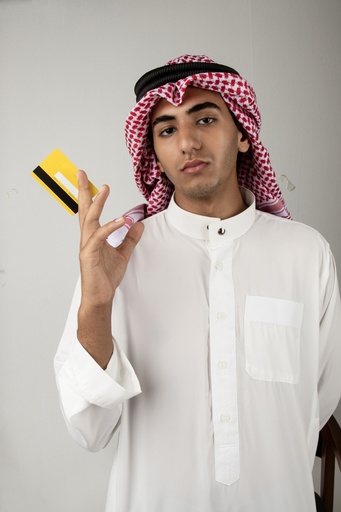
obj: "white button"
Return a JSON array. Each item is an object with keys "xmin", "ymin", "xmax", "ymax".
[
  {"xmin": 220, "ymin": 413, "xmax": 230, "ymax": 423},
  {"xmin": 215, "ymin": 262, "xmax": 224, "ymax": 271},
  {"xmin": 218, "ymin": 360, "xmax": 227, "ymax": 369},
  {"xmin": 217, "ymin": 312, "xmax": 226, "ymax": 320}
]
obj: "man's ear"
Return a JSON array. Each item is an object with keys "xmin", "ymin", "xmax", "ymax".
[
  {"xmin": 237, "ymin": 130, "xmax": 250, "ymax": 154},
  {"xmin": 156, "ymin": 159, "xmax": 165, "ymax": 173}
]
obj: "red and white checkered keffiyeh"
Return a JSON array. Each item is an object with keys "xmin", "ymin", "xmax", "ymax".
[{"xmin": 109, "ymin": 55, "xmax": 290, "ymax": 245}]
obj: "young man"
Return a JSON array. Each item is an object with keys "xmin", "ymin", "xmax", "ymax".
[{"xmin": 55, "ymin": 55, "xmax": 341, "ymax": 512}]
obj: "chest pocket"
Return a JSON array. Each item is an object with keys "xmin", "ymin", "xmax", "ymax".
[{"xmin": 244, "ymin": 296, "xmax": 304, "ymax": 384}]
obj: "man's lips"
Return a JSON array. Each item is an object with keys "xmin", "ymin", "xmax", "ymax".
[{"xmin": 181, "ymin": 160, "xmax": 208, "ymax": 173}]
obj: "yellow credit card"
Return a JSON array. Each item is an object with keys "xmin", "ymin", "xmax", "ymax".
[{"xmin": 31, "ymin": 148, "xmax": 99, "ymax": 215}]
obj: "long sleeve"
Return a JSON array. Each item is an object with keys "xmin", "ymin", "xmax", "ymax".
[
  {"xmin": 54, "ymin": 278, "xmax": 141, "ymax": 452},
  {"xmin": 318, "ymin": 248, "xmax": 341, "ymax": 428}
]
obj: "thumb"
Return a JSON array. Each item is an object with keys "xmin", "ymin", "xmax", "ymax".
[{"xmin": 117, "ymin": 222, "xmax": 144, "ymax": 262}]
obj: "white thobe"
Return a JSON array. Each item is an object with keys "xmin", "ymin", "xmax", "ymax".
[{"xmin": 54, "ymin": 190, "xmax": 341, "ymax": 512}]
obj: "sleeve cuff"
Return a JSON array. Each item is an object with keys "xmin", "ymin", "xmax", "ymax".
[{"xmin": 59, "ymin": 338, "xmax": 141, "ymax": 409}]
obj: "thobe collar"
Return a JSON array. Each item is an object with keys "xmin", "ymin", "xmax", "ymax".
[{"xmin": 165, "ymin": 188, "xmax": 255, "ymax": 246}]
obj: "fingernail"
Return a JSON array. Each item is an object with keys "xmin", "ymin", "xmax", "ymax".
[{"xmin": 114, "ymin": 216, "xmax": 125, "ymax": 223}]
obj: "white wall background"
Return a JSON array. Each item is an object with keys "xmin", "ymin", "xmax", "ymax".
[{"xmin": 1, "ymin": 0, "xmax": 340, "ymax": 510}]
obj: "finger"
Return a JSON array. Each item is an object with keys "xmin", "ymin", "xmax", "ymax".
[
  {"xmin": 79, "ymin": 182, "xmax": 111, "ymax": 245},
  {"xmin": 81, "ymin": 216, "xmax": 126, "ymax": 251},
  {"xmin": 77, "ymin": 170, "xmax": 110, "ymax": 228},
  {"xmin": 77, "ymin": 170, "xmax": 94, "ymax": 227},
  {"xmin": 117, "ymin": 222, "xmax": 144, "ymax": 262}
]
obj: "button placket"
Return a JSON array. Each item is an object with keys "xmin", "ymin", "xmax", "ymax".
[{"xmin": 209, "ymin": 243, "xmax": 240, "ymax": 484}]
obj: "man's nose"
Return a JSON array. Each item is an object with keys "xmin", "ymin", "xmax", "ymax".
[{"xmin": 178, "ymin": 125, "xmax": 202, "ymax": 154}]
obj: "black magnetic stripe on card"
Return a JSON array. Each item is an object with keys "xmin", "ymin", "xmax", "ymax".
[{"xmin": 32, "ymin": 165, "xmax": 78, "ymax": 214}]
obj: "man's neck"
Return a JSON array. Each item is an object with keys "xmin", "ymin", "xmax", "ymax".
[{"xmin": 174, "ymin": 189, "xmax": 247, "ymax": 219}]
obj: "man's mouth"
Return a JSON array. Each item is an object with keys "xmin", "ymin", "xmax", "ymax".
[{"xmin": 181, "ymin": 160, "xmax": 208, "ymax": 174}]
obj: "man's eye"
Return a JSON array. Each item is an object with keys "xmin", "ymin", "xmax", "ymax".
[
  {"xmin": 159, "ymin": 127, "xmax": 176, "ymax": 137},
  {"xmin": 198, "ymin": 117, "xmax": 214, "ymax": 125}
]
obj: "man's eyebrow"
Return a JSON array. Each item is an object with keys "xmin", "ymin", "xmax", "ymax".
[
  {"xmin": 152, "ymin": 115, "xmax": 175, "ymax": 129},
  {"xmin": 152, "ymin": 102, "xmax": 222, "ymax": 130},
  {"xmin": 187, "ymin": 101, "xmax": 222, "ymax": 115}
]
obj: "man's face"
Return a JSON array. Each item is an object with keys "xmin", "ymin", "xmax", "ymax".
[{"xmin": 151, "ymin": 87, "xmax": 249, "ymax": 214}]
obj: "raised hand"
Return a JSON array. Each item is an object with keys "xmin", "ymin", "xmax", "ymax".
[{"xmin": 76, "ymin": 170, "xmax": 144, "ymax": 368}]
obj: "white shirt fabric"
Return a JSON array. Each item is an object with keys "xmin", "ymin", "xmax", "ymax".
[{"xmin": 54, "ymin": 189, "xmax": 341, "ymax": 512}]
